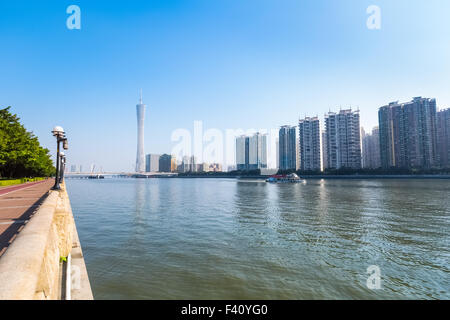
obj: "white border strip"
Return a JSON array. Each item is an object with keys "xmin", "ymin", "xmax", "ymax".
[{"xmin": 65, "ymin": 253, "xmax": 72, "ymax": 300}]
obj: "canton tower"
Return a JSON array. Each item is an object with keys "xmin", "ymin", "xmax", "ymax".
[{"xmin": 136, "ymin": 90, "xmax": 146, "ymax": 172}]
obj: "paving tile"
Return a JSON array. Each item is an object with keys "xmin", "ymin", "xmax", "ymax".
[{"xmin": 0, "ymin": 179, "xmax": 54, "ymax": 257}]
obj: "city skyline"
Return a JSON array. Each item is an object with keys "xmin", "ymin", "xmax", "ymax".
[
  {"xmin": 1, "ymin": 1, "xmax": 450, "ymax": 171},
  {"xmin": 58, "ymin": 97, "xmax": 450, "ymax": 173}
]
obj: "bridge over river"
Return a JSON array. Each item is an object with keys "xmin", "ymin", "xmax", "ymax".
[{"xmin": 65, "ymin": 172, "xmax": 179, "ymax": 179}]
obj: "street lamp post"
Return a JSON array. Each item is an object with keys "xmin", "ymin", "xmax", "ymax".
[
  {"xmin": 59, "ymin": 152, "xmax": 66, "ymax": 184},
  {"xmin": 60, "ymin": 138, "xmax": 68, "ymax": 184},
  {"xmin": 52, "ymin": 126, "xmax": 66, "ymax": 190}
]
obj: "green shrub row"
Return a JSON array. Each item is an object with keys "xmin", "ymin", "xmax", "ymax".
[{"xmin": 0, "ymin": 177, "xmax": 47, "ymax": 187}]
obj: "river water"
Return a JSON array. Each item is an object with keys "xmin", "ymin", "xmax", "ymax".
[{"xmin": 66, "ymin": 178, "xmax": 450, "ymax": 299}]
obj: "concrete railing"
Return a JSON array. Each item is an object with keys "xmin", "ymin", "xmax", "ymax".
[{"xmin": 0, "ymin": 183, "xmax": 93, "ymax": 300}]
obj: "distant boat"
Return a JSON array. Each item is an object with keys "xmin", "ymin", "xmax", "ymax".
[
  {"xmin": 266, "ymin": 173, "xmax": 305, "ymax": 183},
  {"xmin": 88, "ymin": 175, "xmax": 104, "ymax": 179}
]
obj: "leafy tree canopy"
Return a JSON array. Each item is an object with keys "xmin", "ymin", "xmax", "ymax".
[{"xmin": 0, "ymin": 107, "xmax": 54, "ymax": 178}]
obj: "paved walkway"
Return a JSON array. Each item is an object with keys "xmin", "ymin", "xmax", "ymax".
[{"xmin": 0, "ymin": 179, "xmax": 54, "ymax": 257}]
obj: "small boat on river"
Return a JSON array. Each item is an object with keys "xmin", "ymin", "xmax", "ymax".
[{"xmin": 265, "ymin": 173, "xmax": 305, "ymax": 183}]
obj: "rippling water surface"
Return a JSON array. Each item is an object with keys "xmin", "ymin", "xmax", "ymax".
[{"xmin": 66, "ymin": 178, "xmax": 450, "ymax": 299}]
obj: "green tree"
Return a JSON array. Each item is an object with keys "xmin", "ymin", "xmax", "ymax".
[{"xmin": 0, "ymin": 107, "xmax": 54, "ymax": 178}]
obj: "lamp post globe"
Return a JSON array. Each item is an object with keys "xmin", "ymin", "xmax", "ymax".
[{"xmin": 52, "ymin": 126, "xmax": 65, "ymax": 137}]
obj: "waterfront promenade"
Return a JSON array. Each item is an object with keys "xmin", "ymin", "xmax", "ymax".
[
  {"xmin": 0, "ymin": 179, "xmax": 53, "ymax": 257},
  {"xmin": 0, "ymin": 180, "xmax": 93, "ymax": 300}
]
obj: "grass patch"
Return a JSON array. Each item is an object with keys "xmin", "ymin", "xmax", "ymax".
[{"xmin": 0, "ymin": 177, "xmax": 47, "ymax": 187}]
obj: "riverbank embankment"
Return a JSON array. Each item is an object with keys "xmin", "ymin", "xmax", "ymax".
[{"xmin": 0, "ymin": 181, "xmax": 92, "ymax": 300}]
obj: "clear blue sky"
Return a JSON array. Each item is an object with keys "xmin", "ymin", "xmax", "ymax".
[{"xmin": 1, "ymin": 0, "xmax": 449, "ymax": 171}]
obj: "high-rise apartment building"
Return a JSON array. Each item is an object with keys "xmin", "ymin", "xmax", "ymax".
[
  {"xmin": 248, "ymin": 133, "xmax": 267, "ymax": 170},
  {"xmin": 159, "ymin": 154, "xmax": 174, "ymax": 172},
  {"xmin": 361, "ymin": 127, "xmax": 381, "ymax": 169},
  {"xmin": 180, "ymin": 155, "xmax": 199, "ymax": 172},
  {"xmin": 171, "ymin": 156, "xmax": 177, "ymax": 172},
  {"xmin": 199, "ymin": 163, "xmax": 210, "ymax": 172},
  {"xmin": 378, "ymin": 102, "xmax": 402, "ymax": 168},
  {"xmin": 278, "ymin": 126, "xmax": 297, "ymax": 171},
  {"xmin": 437, "ymin": 108, "xmax": 450, "ymax": 168},
  {"xmin": 235, "ymin": 135, "xmax": 248, "ymax": 171},
  {"xmin": 190, "ymin": 155, "xmax": 198, "ymax": 172},
  {"xmin": 275, "ymin": 138, "xmax": 279, "ymax": 169},
  {"xmin": 378, "ymin": 97, "xmax": 438, "ymax": 169},
  {"xmin": 209, "ymin": 163, "xmax": 222, "ymax": 172},
  {"xmin": 321, "ymin": 131, "xmax": 327, "ymax": 171},
  {"xmin": 298, "ymin": 117, "xmax": 321, "ymax": 171},
  {"xmin": 145, "ymin": 154, "xmax": 160, "ymax": 172},
  {"xmin": 235, "ymin": 133, "xmax": 267, "ymax": 170},
  {"xmin": 179, "ymin": 156, "xmax": 190, "ymax": 173},
  {"xmin": 324, "ymin": 109, "xmax": 361, "ymax": 169}
]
